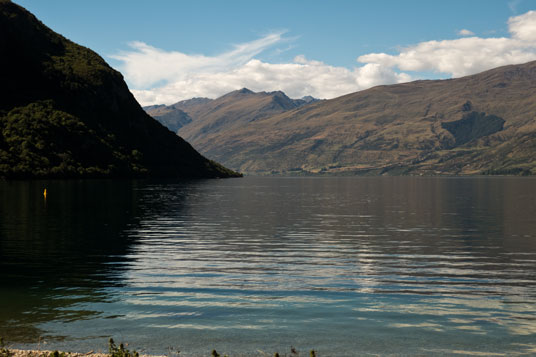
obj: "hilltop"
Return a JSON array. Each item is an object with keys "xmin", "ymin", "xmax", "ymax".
[
  {"xmin": 0, "ymin": 0, "xmax": 240, "ymax": 179},
  {"xmin": 144, "ymin": 89, "xmax": 320, "ymax": 142}
]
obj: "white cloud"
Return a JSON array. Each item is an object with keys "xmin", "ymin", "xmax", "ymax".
[
  {"xmin": 114, "ymin": 33, "xmax": 409, "ymax": 105},
  {"xmin": 130, "ymin": 56, "xmax": 410, "ymax": 106},
  {"xmin": 110, "ymin": 32, "xmax": 285, "ymax": 88},
  {"xmin": 458, "ymin": 29, "xmax": 475, "ymax": 36},
  {"xmin": 113, "ymin": 10, "xmax": 536, "ymax": 106},
  {"xmin": 508, "ymin": 10, "xmax": 536, "ymax": 41},
  {"xmin": 358, "ymin": 11, "xmax": 536, "ymax": 78}
]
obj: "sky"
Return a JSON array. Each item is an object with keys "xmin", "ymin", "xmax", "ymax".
[{"xmin": 15, "ymin": 0, "xmax": 536, "ymax": 105}]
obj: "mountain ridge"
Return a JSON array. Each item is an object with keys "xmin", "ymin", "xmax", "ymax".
[
  {"xmin": 148, "ymin": 61, "xmax": 536, "ymax": 176},
  {"xmin": 144, "ymin": 88, "xmax": 321, "ymax": 142}
]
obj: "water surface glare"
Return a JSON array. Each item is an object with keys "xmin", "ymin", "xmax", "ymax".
[{"xmin": 1, "ymin": 177, "xmax": 536, "ymax": 356}]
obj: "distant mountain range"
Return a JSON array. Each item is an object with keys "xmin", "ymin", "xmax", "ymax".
[
  {"xmin": 144, "ymin": 89, "xmax": 321, "ymax": 136},
  {"xmin": 0, "ymin": 0, "xmax": 239, "ymax": 179},
  {"xmin": 146, "ymin": 62, "xmax": 536, "ymax": 176}
]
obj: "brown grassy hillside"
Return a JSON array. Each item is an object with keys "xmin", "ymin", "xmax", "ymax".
[
  {"xmin": 176, "ymin": 89, "xmax": 316, "ymax": 142},
  {"xmin": 170, "ymin": 61, "xmax": 536, "ymax": 176}
]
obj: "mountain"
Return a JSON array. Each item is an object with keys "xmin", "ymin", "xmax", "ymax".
[
  {"xmin": 300, "ymin": 95, "xmax": 319, "ymax": 104},
  {"xmin": 177, "ymin": 88, "xmax": 319, "ymax": 143},
  {"xmin": 0, "ymin": 0, "xmax": 240, "ymax": 179},
  {"xmin": 171, "ymin": 97, "xmax": 214, "ymax": 113},
  {"xmin": 143, "ymin": 97, "xmax": 214, "ymax": 131},
  {"xmin": 145, "ymin": 88, "xmax": 321, "ymax": 148},
  {"xmin": 142, "ymin": 105, "xmax": 193, "ymax": 133},
  {"xmin": 151, "ymin": 62, "xmax": 536, "ymax": 176}
]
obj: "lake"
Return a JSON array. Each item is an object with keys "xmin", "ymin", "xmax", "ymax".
[{"xmin": 1, "ymin": 177, "xmax": 536, "ymax": 356}]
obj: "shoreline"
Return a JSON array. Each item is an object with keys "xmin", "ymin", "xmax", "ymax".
[
  {"xmin": 7, "ymin": 350, "xmax": 163, "ymax": 357},
  {"xmin": 9, "ymin": 351, "xmax": 109, "ymax": 357}
]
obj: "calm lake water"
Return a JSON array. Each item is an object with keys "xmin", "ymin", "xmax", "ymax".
[{"xmin": 1, "ymin": 177, "xmax": 536, "ymax": 356}]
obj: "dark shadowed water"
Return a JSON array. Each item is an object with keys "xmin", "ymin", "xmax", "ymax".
[{"xmin": 1, "ymin": 177, "xmax": 536, "ymax": 356}]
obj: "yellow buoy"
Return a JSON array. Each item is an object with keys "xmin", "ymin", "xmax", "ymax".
[{"xmin": 43, "ymin": 188, "xmax": 47, "ymax": 199}]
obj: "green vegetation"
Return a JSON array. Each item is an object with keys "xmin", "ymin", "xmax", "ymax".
[
  {"xmin": 0, "ymin": 101, "xmax": 146, "ymax": 178},
  {"xmin": 48, "ymin": 352, "xmax": 67, "ymax": 357},
  {"xmin": 482, "ymin": 167, "xmax": 532, "ymax": 176},
  {"xmin": 0, "ymin": 1, "xmax": 240, "ymax": 179},
  {"xmin": 108, "ymin": 339, "xmax": 138, "ymax": 357}
]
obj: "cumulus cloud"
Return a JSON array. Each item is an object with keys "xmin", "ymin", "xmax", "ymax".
[
  {"xmin": 115, "ymin": 33, "xmax": 409, "ymax": 105},
  {"xmin": 358, "ymin": 11, "xmax": 536, "ymax": 78},
  {"xmin": 458, "ymin": 29, "xmax": 475, "ymax": 36},
  {"xmin": 508, "ymin": 10, "xmax": 536, "ymax": 41},
  {"xmin": 130, "ymin": 57, "xmax": 410, "ymax": 105},
  {"xmin": 113, "ymin": 10, "xmax": 536, "ymax": 106}
]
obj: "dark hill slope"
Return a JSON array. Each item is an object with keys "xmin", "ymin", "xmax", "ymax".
[
  {"xmin": 180, "ymin": 61, "xmax": 536, "ymax": 175},
  {"xmin": 0, "ymin": 0, "xmax": 239, "ymax": 178}
]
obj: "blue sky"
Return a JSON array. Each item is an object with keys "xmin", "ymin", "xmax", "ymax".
[{"xmin": 14, "ymin": 0, "xmax": 536, "ymax": 104}]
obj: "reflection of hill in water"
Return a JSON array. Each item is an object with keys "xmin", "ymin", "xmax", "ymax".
[
  {"xmin": 0, "ymin": 180, "xmax": 147, "ymax": 342},
  {"xmin": 117, "ymin": 177, "xmax": 536, "ymax": 355},
  {"xmin": 128, "ymin": 177, "xmax": 536, "ymax": 296}
]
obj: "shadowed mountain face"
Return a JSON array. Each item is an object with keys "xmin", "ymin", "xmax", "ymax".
[
  {"xmin": 441, "ymin": 112, "xmax": 505, "ymax": 148},
  {"xmin": 151, "ymin": 61, "xmax": 536, "ymax": 176},
  {"xmin": 141, "ymin": 105, "xmax": 193, "ymax": 133},
  {"xmin": 0, "ymin": 0, "xmax": 240, "ymax": 179}
]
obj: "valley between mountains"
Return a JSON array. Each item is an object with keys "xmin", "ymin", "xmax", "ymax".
[{"xmin": 146, "ymin": 61, "xmax": 536, "ymax": 176}]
